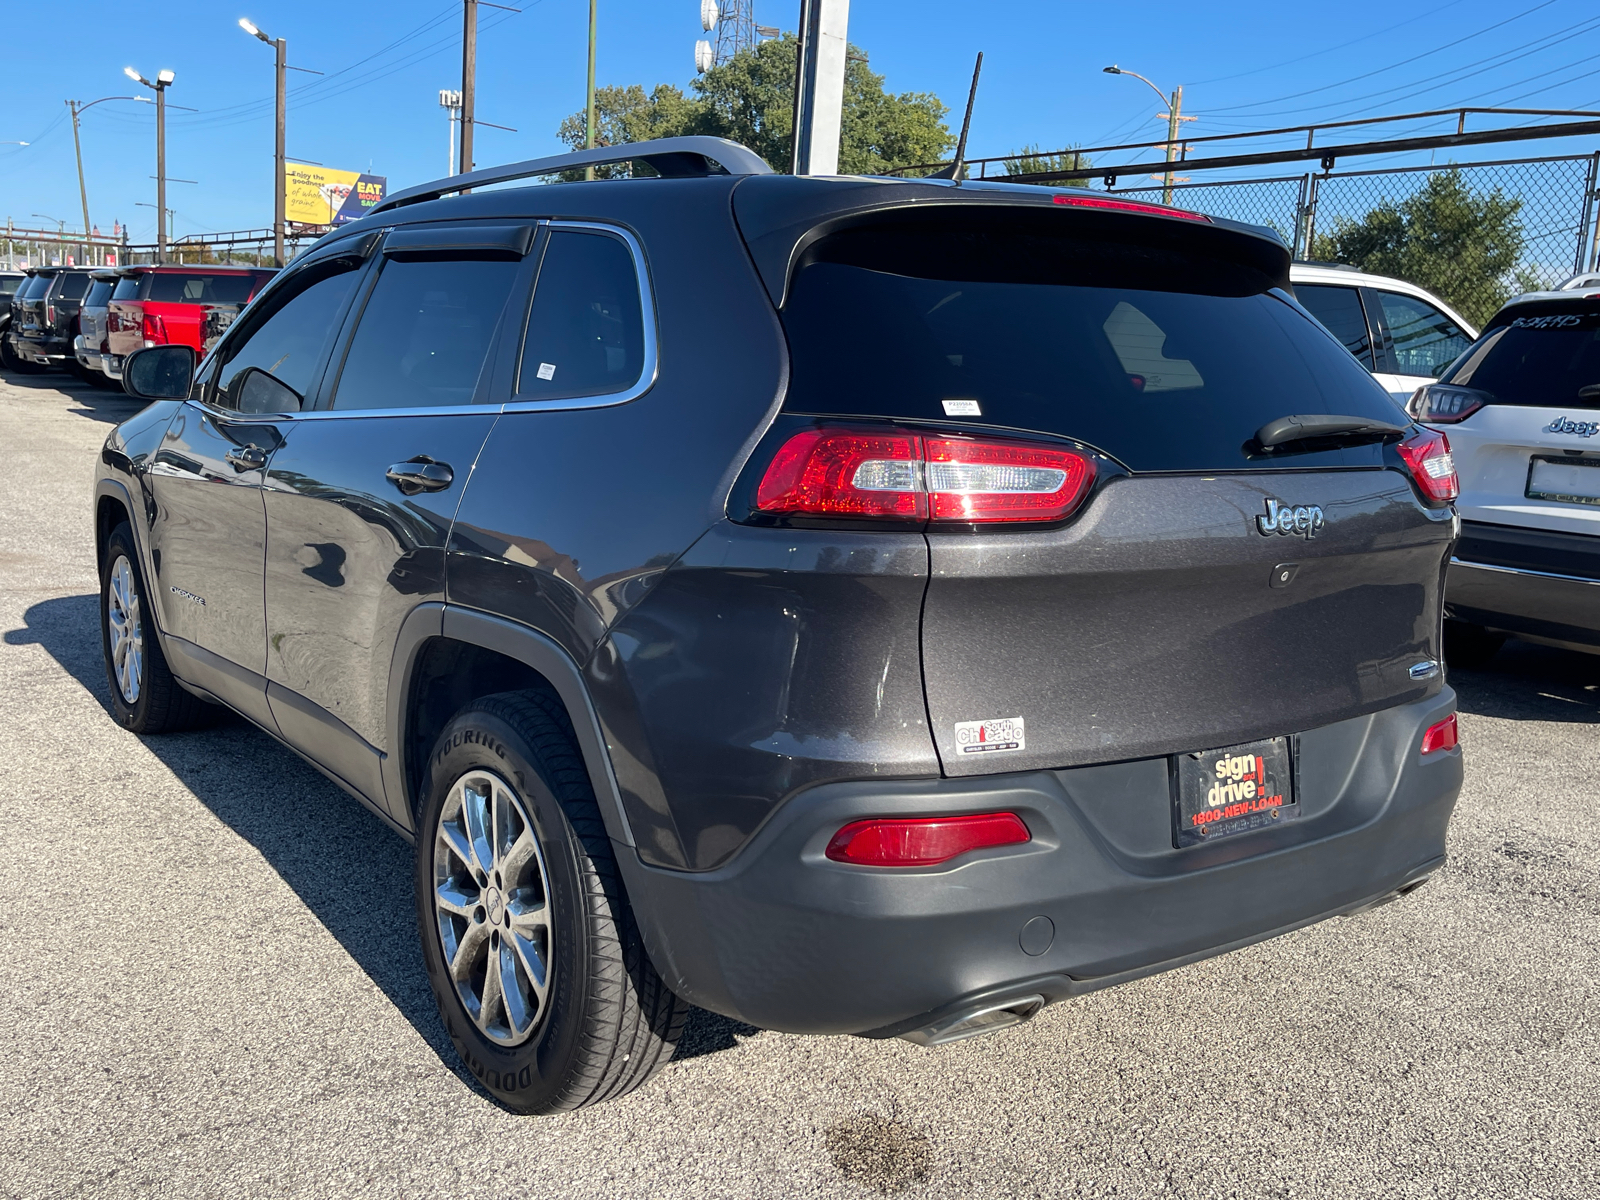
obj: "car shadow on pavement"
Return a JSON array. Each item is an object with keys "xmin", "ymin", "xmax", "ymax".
[
  {"xmin": 6, "ymin": 593, "xmax": 752, "ymax": 1089},
  {"xmin": 1451, "ymin": 638, "xmax": 1600, "ymax": 724},
  {"xmin": 0, "ymin": 368, "xmax": 142, "ymax": 424}
]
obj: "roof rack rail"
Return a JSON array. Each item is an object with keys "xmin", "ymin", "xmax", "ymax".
[{"xmin": 368, "ymin": 136, "xmax": 776, "ymax": 217}]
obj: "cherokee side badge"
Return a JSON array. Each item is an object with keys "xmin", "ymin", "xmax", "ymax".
[{"xmin": 1256, "ymin": 498, "xmax": 1325, "ymax": 539}]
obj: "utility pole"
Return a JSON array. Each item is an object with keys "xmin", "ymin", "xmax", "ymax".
[
  {"xmin": 585, "ymin": 0, "xmax": 597, "ymax": 180},
  {"xmin": 274, "ymin": 36, "xmax": 286, "ymax": 265},
  {"xmin": 67, "ymin": 102, "xmax": 91, "ymax": 256},
  {"xmin": 460, "ymin": 0, "xmax": 477, "ymax": 176},
  {"xmin": 1162, "ymin": 85, "xmax": 1191, "ymax": 206}
]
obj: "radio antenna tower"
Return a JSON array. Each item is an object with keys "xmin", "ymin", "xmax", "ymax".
[{"xmin": 695, "ymin": 0, "xmax": 758, "ymax": 72}]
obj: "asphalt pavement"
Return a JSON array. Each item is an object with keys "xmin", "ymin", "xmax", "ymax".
[{"xmin": 1, "ymin": 371, "xmax": 1596, "ymax": 1200}]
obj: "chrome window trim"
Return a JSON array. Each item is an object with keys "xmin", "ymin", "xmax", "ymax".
[
  {"xmin": 501, "ymin": 219, "xmax": 659, "ymax": 414},
  {"xmin": 1450, "ymin": 557, "xmax": 1600, "ymax": 587},
  {"xmin": 194, "ymin": 219, "xmax": 658, "ymax": 422}
]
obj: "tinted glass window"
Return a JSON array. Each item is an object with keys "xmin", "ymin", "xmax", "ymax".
[
  {"xmin": 85, "ymin": 280, "xmax": 113, "ymax": 307},
  {"xmin": 215, "ymin": 265, "xmax": 362, "ymax": 413},
  {"xmin": 53, "ymin": 272, "xmax": 90, "ymax": 301},
  {"xmin": 517, "ymin": 230, "xmax": 645, "ymax": 400},
  {"xmin": 1294, "ymin": 283, "xmax": 1373, "ymax": 368},
  {"xmin": 111, "ymin": 275, "xmax": 141, "ymax": 301},
  {"xmin": 1376, "ymin": 291, "xmax": 1470, "ymax": 378},
  {"xmin": 0, "ymin": 276, "xmax": 21, "ymax": 298},
  {"xmin": 331, "ymin": 257, "xmax": 519, "ymax": 410},
  {"xmin": 146, "ymin": 272, "xmax": 258, "ymax": 304},
  {"xmin": 12, "ymin": 276, "xmax": 40, "ymax": 301},
  {"xmin": 1443, "ymin": 308, "xmax": 1600, "ymax": 409},
  {"xmin": 782, "ymin": 261, "xmax": 1402, "ymax": 472}
]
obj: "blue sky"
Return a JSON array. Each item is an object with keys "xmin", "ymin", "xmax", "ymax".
[{"xmin": 4, "ymin": 0, "xmax": 1600, "ymax": 243}]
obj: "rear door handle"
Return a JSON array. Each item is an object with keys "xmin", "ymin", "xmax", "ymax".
[
  {"xmin": 225, "ymin": 444, "xmax": 268, "ymax": 472},
  {"xmin": 386, "ymin": 458, "xmax": 454, "ymax": 495}
]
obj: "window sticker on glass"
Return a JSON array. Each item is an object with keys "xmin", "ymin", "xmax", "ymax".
[
  {"xmin": 942, "ymin": 398, "xmax": 981, "ymax": 416},
  {"xmin": 1102, "ymin": 301, "xmax": 1204, "ymax": 393},
  {"xmin": 536, "ymin": 362, "xmax": 556, "ymax": 380}
]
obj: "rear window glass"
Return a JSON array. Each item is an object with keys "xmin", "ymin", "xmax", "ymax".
[
  {"xmin": 111, "ymin": 276, "xmax": 142, "ymax": 301},
  {"xmin": 53, "ymin": 272, "xmax": 91, "ymax": 301},
  {"xmin": 0, "ymin": 276, "xmax": 21, "ymax": 298},
  {"xmin": 781, "ymin": 222, "xmax": 1404, "ymax": 472},
  {"xmin": 143, "ymin": 273, "xmax": 258, "ymax": 303},
  {"xmin": 1443, "ymin": 307, "xmax": 1600, "ymax": 409},
  {"xmin": 85, "ymin": 280, "xmax": 113, "ymax": 307}
]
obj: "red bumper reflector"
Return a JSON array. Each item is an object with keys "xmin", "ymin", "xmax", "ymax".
[
  {"xmin": 825, "ymin": 812, "xmax": 1031, "ymax": 867},
  {"xmin": 1052, "ymin": 194, "xmax": 1211, "ymax": 222},
  {"xmin": 1421, "ymin": 713, "xmax": 1458, "ymax": 755}
]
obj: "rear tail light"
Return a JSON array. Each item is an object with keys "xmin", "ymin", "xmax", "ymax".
[
  {"xmin": 1052, "ymin": 194, "xmax": 1211, "ymax": 223},
  {"xmin": 141, "ymin": 312, "xmax": 169, "ymax": 344},
  {"xmin": 756, "ymin": 428, "xmax": 1095, "ymax": 524},
  {"xmin": 1421, "ymin": 713, "xmax": 1458, "ymax": 755},
  {"xmin": 1397, "ymin": 428, "xmax": 1458, "ymax": 503},
  {"xmin": 825, "ymin": 812, "xmax": 1031, "ymax": 867},
  {"xmin": 45, "ymin": 301, "xmax": 56, "ymax": 324},
  {"xmin": 1408, "ymin": 384, "xmax": 1487, "ymax": 424}
]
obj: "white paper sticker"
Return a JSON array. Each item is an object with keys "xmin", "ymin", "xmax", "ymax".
[
  {"xmin": 536, "ymin": 362, "xmax": 557, "ymax": 380},
  {"xmin": 942, "ymin": 398, "xmax": 982, "ymax": 416},
  {"xmin": 954, "ymin": 716, "xmax": 1025, "ymax": 754}
]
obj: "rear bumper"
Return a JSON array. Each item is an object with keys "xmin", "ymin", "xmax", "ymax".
[
  {"xmin": 8, "ymin": 332, "xmax": 68, "ymax": 365},
  {"xmin": 1448, "ymin": 557, "xmax": 1600, "ymax": 648},
  {"xmin": 100, "ymin": 353, "xmax": 123, "ymax": 380},
  {"xmin": 72, "ymin": 334, "xmax": 105, "ymax": 372},
  {"xmin": 622, "ymin": 690, "xmax": 1461, "ymax": 1037}
]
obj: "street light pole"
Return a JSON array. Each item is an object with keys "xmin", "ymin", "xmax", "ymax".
[
  {"xmin": 1102, "ymin": 65, "xmax": 1192, "ymax": 205},
  {"xmin": 461, "ymin": 0, "xmax": 477, "ymax": 176},
  {"xmin": 585, "ymin": 0, "xmax": 597, "ymax": 180},
  {"xmin": 240, "ymin": 20, "xmax": 290, "ymax": 267},
  {"xmin": 125, "ymin": 67, "xmax": 175, "ymax": 261}
]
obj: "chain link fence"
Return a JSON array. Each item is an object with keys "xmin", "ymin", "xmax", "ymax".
[{"xmin": 1108, "ymin": 152, "xmax": 1600, "ymax": 329}]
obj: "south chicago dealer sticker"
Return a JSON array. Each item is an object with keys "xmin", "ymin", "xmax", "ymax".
[{"xmin": 955, "ymin": 717, "xmax": 1025, "ymax": 754}]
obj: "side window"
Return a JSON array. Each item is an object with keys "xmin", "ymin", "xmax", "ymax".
[
  {"xmin": 1294, "ymin": 284, "xmax": 1373, "ymax": 368},
  {"xmin": 213, "ymin": 264, "xmax": 363, "ymax": 413},
  {"xmin": 517, "ymin": 229, "xmax": 646, "ymax": 400},
  {"xmin": 329, "ymin": 256, "xmax": 521, "ymax": 411},
  {"xmin": 56, "ymin": 273, "xmax": 91, "ymax": 301},
  {"xmin": 1375, "ymin": 291, "xmax": 1471, "ymax": 378}
]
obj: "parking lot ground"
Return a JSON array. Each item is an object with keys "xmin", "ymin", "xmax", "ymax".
[{"xmin": 1, "ymin": 371, "xmax": 1597, "ymax": 1200}]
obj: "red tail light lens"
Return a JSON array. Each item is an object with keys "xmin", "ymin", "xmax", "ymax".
[
  {"xmin": 1421, "ymin": 713, "xmax": 1458, "ymax": 755},
  {"xmin": 1397, "ymin": 428, "xmax": 1458, "ymax": 502},
  {"xmin": 1408, "ymin": 384, "xmax": 1487, "ymax": 424},
  {"xmin": 141, "ymin": 312, "xmax": 169, "ymax": 344},
  {"xmin": 825, "ymin": 812, "xmax": 1031, "ymax": 867},
  {"xmin": 1052, "ymin": 194, "xmax": 1211, "ymax": 222},
  {"xmin": 755, "ymin": 428, "xmax": 1096, "ymax": 524}
]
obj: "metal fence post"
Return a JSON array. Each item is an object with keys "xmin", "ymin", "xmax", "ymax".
[
  {"xmin": 1576, "ymin": 151, "xmax": 1599, "ymax": 275},
  {"xmin": 1303, "ymin": 173, "xmax": 1322, "ymax": 259}
]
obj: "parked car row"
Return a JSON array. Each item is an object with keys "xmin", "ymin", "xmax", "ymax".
[{"xmin": 1, "ymin": 263, "xmax": 275, "ymax": 388}]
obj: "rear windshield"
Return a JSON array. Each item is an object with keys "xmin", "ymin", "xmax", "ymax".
[
  {"xmin": 142, "ymin": 272, "xmax": 258, "ymax": 304},
  {"xmin": 1442, "ymin": 307, "xmax": 1600, "ymax": 409},
  {"xmin": 85, "ymin": 280, "xmax": 113, "ymax": 307},
  {"xmin": 780, "ymin": 219, "xmax": 1405, "ymax": 472},
  {"xmin": 111, "ymin": 276, "xmax": 141, "ymax": 301}
]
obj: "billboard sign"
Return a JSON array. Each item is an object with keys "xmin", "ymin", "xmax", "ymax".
[{"xmin": 283, "ymin": 165, "xmax": 387, "ymax": 226}]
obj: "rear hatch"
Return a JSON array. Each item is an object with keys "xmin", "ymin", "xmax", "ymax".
[
  {"xmin": 1411, "ymin": 297, "xmax": 1600, "ymax": 541},
  {"xmin": 744, "ymin": 189, "xmax": 1454, "ymax": 777}
]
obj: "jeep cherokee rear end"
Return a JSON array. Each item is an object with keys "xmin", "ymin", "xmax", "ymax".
[{"xmin": 96, "ymin": 144, "xmax": 1461, "ymax": 1110}]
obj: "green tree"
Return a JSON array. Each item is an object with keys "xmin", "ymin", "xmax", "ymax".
[
  {"xmin": 557, "ymin": 35, "xmax": 952, "ymax": 175},
  {"xmin": 1001, "ymin": 145, "xmax": 1093, "ymax": 185},
  {"xmin": 1311, "ymin": 169, "xmax": 1526, "ymax": 327}
]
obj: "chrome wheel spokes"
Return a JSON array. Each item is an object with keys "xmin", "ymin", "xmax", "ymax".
[
  {"xmin": 106, "ymin": 555, "xmax": 143, "ymax": 705},
  {"xmin": 432, "ymin": 769, "xmax": 553, "ymax": 1046}
]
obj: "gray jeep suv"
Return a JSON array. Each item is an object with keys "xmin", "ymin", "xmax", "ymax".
[{"xmin": 93, "ymin": 137, "xmax": 1463, "ymax": 1114}]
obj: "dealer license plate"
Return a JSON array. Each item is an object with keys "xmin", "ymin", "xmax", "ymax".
[
  {"xmin": 1173, "ymin": 736, "xmax": 1297, "ymax": 848},
  {"xmin": 1527, "ymin": 456, "xmax": 1600, "ymax": 506}
]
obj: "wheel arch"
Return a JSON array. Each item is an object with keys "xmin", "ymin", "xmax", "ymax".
[{"xmin": 386, "ymin": 604, "xmax": 635, "ymax": 849}]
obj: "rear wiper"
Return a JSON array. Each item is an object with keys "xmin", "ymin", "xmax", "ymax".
[{"xmin": 1253, "ymin": 413, "xmax": 1409, "ymax": 453}]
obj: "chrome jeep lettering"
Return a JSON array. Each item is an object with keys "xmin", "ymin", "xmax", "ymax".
[
  {"xmin": 1256, "ymin": 498, "xmax": 1325, "ymax": 538},
  {"xmin": 1543, "ymin": 416, "xmax": 1600, "ymax": 438}
]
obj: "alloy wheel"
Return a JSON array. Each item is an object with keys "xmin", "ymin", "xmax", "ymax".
[
  {"xmin": 432, "ymin": 769, "xmax": 554, "ymax": 1046},
  {"xmin": 106, "ymin": 554, "xmax": 144, "ymax": 705}
]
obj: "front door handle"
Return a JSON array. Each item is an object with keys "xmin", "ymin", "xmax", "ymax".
[
  {"xmin": 225, "ymin": 443, "xmax": 268, "ymax": 472},
  {"xmin": 386, "ymin": 457, "xmax": 454, "ymax": 496}
]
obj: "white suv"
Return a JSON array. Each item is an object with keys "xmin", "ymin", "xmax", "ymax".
[
  {"xmin": 1291, "ymin": 263, "xmax": 1477, "ymax": 402},
  {"xmin": 1409, "ymin": 275, "xmax": 1600, "ymax": 664}
]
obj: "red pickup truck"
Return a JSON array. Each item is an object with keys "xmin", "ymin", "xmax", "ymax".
[{"xmin": 105, "ymin": 265, "xmax": 276, "ymax": 382}]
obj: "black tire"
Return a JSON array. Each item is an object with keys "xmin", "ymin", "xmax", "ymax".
[
  {"xmin": 99, "ymin": 522, "xmax": 213, "ymax": 733},
  {"xmin": 0, "ymin": 334, "xmax": 44, "ymax": 374},
  {"xmin": 1443, "ymin": 619, "xmax": 1506, "ymax": 670},
  {"xmin": 415, "ymin": 690, "xmax": 688, "ymax": 1114}
]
